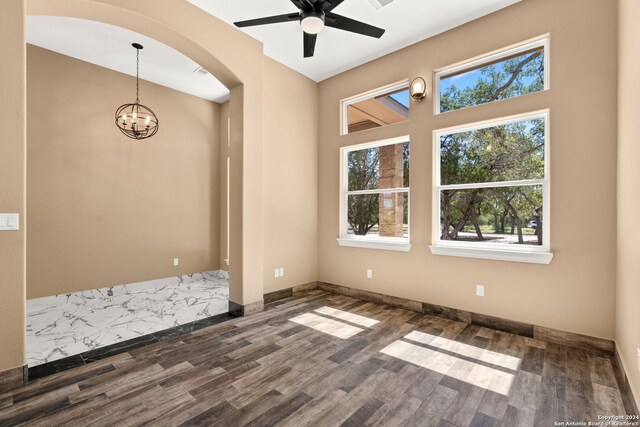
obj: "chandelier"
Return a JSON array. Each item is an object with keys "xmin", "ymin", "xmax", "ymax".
[{"xmin": 115, "ymin": 43, "xmax": 159, "ymax": 140}]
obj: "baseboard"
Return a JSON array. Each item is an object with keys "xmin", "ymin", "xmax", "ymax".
[
  {"xmin": 264, "ymin": 281, "xmax": 318, "ymax": 304},
  {"xmin": 229, "ymin": 299, "xmax": 265, "ymax": 316},
  {"xmin": 614, "ymin": 345, "xmax": 640, "ymax": 415},
  {"xmin": 315, "ymin": 281, "xmax": 614, "ymax": 355},
  {"xmin": 0, "ymin": 365, "xmax": 27, "ymax": 393}
]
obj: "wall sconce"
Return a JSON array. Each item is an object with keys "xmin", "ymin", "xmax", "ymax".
[{"xmin": 410, "ymin": 77, "xmax": 427, "ymax": 102}]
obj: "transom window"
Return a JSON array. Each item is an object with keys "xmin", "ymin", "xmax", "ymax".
[
  {"xmin": 341, "ymin": 82, "xmax": 410, "ymax": 135},
  {"xmin": 435, "ymin": 38, "xmax": 549, "ymax": 114},
  {"xmin": 433, "ymin": 112, "xmax": 549, "ymax": 256},
  {"xmin": 338, "ymin": 137, "xmax": 410, "ymax": 251}
]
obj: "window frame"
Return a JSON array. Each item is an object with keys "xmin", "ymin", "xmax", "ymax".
[
  {"xmin": 340, "ymin": 80, "xmax": 410, "ymax": 136},
  {"xmin": 430, "ymin": 110, "xmax": 553, "ymax": 264},
  {"xmin": 338, "ymin": 135, "xmax": 411, "ymax": 252},
  {"xmin": 434, "ymin": 36, "xmax": 550, "ymax": 115}
]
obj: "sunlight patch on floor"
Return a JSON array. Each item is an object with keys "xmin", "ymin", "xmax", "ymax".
[
  {"xmin": 380, "ymin": 339, "xmax": 515, "ymax": 396},
  {"xmin": 289, "ymin": 312, "xmax": 364, "ymax": 339},
  {"xmin": 404, "ymin": 330, "xmax": 521, "ymax": 371},
  {"xmin": 314, "ymin": 306, "xmax": 380, "ymax": 328}
]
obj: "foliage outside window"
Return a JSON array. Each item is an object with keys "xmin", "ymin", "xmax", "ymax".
[
  {"xmin": 435, "ymin": 113, "xmax": 549, "ymax": 251},
  {"xmin": 340, "ymin": 138, "xmax": 410, "ymax": 248},
  {"xmin": 342, "ymin": 82, "xmax": 410, "ymax": 135},
  {"xmin": 436, "ymin": 38, "xmax": 548, "ymax": 114}
]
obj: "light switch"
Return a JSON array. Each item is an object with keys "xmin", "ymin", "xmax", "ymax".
[{"xmin": 0, "ymin": 214, "xmax": 19, "ymax": 231}]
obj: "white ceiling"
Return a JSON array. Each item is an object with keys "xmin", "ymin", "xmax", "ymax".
[
  {"xmin": 188, "ymin": 0, "xmax": 522, "ymax": 82},
  {"xmin": 26, "ymin": 1, "xmax": 521, "ymax": 101},
  {"xmin": 26, "ymin": 16, "xmax": 230, "ymax": 103}
]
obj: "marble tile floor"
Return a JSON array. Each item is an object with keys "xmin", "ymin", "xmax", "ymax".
[{"xmin": 26, "ymin": 270, "xmax": 229, "ymax": 367}]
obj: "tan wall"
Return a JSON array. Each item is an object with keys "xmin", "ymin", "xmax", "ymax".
[
  {"xmin": 262, "ymin": 58, "xmax": 318, "ymax": 293},
  {"xmin": 318, "ymin": 0, "xmax": 618, "ymax": 339},
  {"xmin": 27, "ymin": 45, "xmax": 221, "ymax": 298},
  {"xmin": 0, "ymin": 0, "xmax": 27, "ymax": 372},
  {"xmin": 219, "ymin": 59, "xmax": 319, "ymax": 292},
  {"xmin": 617, "ymin": 0, "xmax": 640, "ymax": 408}
]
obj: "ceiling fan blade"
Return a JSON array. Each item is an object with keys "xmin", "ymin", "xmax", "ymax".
[
  {"xmin": 290, "ymin": 0, "xmax": 307, "ymax": 10},
  {"xmin": 325, "ymin": 13, "xmax": 385, "ymax": 38},
  {"xmin": 234, "ymin": 13, "xmax": 299, "ymax": 28},
  {"xmin": 316, "ymin": 0, "xmax": 345, "ymax": 12},
  {"xmin": 304, "ymin": 32, "xmax": 317, "ymax": 58}
]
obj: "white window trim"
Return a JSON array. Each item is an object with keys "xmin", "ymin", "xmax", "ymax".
[
  {"xmin": 340, "ymin": 80, "xmax": 409, "ymax": 135},
  {"xmin": 430, "ymin": 110, "xmax": 553, "ymax": 264},
  {"xmin": 434, "ymin": 36, "xmax": 550, "ymax": 115},
  {"xmin": 338, "ymin": 135, "xmax": 411, "ymax": 252}
]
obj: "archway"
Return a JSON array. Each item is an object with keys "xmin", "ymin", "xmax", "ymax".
[
  {"xmin": 0, "ymin": 0, "xmax": 266, "ymax": 381},
  {"xmin": 26, "ymin": 0, "xmax": 266, "ymax": 309}
]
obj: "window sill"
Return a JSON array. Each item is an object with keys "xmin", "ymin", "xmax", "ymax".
[
  {"xmin": 337, "ymin": 238, "xmax": 411, "ymax": 252},
  {"xmin": 429, "ymin": 245, "xmax": 553, "ymax": 264}
]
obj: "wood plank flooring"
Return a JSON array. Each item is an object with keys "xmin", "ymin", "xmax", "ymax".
[{"xmin": 0, "ymin": 290, "xmax": 629, "ymax": 426}]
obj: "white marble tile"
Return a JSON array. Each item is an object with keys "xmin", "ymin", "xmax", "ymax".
[{"xmin": 27, "ymin": 270, "xmax": 229, "ymax": 367}]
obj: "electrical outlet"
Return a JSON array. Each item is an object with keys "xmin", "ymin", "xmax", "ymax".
[
  {"xmin": 274, "ymin": 268, "xmax": 280, "ymax": 278},
  {"xmin": 476, "ymin": 284, "xmax": 485, "ymax": 297},
  {"xmin": 173, "ymin": 258, "xmax": 179, "ymax": 267},
  {"xmin": 367, "ymin": 269, "xmax": 373, "ymax": 279},
  {"xmin": 279, "ymin": 267, "xmax": 284, "ymax": 277}
]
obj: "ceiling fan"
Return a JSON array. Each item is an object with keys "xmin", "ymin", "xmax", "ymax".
[{"xmin": 234, "ymin": 0, "xmax": 385, "ymax": 58}]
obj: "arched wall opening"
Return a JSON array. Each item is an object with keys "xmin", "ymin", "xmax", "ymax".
[{"xmin": 0, "ymin": 0, "xmax": 266, "ymax": 377}]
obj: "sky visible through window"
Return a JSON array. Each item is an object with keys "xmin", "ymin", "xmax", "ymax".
[{"xmin": 389, "ymin": 90, "xmax": 410, "ymax": 109}]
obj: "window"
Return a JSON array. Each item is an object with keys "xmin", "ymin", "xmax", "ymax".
[
  {"xmin": 435, "ymin": 38, "xmax": 548, "ymax": 114},
  {"xmin": 338, "ymin": 137, "xmax": 410, "ymax": 251},
  {"xmin": 341, "ymin": 82, "xmax": 410, "ymax": 135},
  {"xmin": 431, "ymin": 112, "xmax": 552, "ymax": 264}
]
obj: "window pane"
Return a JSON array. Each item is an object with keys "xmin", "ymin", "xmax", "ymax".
[
  {"xmin": 440, "ymin": 186, "xmax": 543, "ymax": 245},
  {"xmin": 440, "ymin": 46, "xmax": 545, "ymax": 113},
  {"xmin": 348, "ymin": 142, "xmax": 409, "ymax": 191},
  {"xmin": 347, "ymin": 192, "xmax": 408, "ymax": 238},
  {"xmin": 346, "ymin": 88, "xmax": 409, "ymax": 134},
  {"xmin": 440, "ymin": 118, "xmax": 544, "ymax": 186}
]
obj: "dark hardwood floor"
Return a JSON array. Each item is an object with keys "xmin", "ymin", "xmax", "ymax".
[{"xmin": 0, "ymin": 290, "xmax": 628, "ymax": 426}]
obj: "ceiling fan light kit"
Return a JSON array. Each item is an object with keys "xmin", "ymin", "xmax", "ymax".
[
  {"xmin": 234, "ymin": 0, "xmax": 385, "ymax": 58},
  {"xmin": 300, "ymin": 10, "xmax": 325, "ymax": 34}
]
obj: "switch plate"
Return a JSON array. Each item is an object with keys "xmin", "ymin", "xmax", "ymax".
[
  {"xmin": 476, "ymin": 284, "xmax": 485, "ymax": 297},
  {"xmin": 173, "ymin": 258, "xmax": 179, "ymax": 267},
  {"xmin": 274, "ymin": 268, "xmax": 280, "ymax": 278},
  {"xmin": 0, "ymin": 214, "xmax": 19, "ymax": 231},
  {"xmin": 367, "ymin": 269, "xmax": 373, "ymax": 279},
  {"xmin": 279, "ymin": 267, "xmax": 284, "ymax": 277}
]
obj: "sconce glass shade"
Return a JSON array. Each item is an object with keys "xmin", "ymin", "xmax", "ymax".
[
  {"xmin": 410, "ymin": 77, "xmax": 427, "ymax": 102},
  {"xmin": 115, "ymin": 102, "xmax": 159, "ymax": 140}
]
